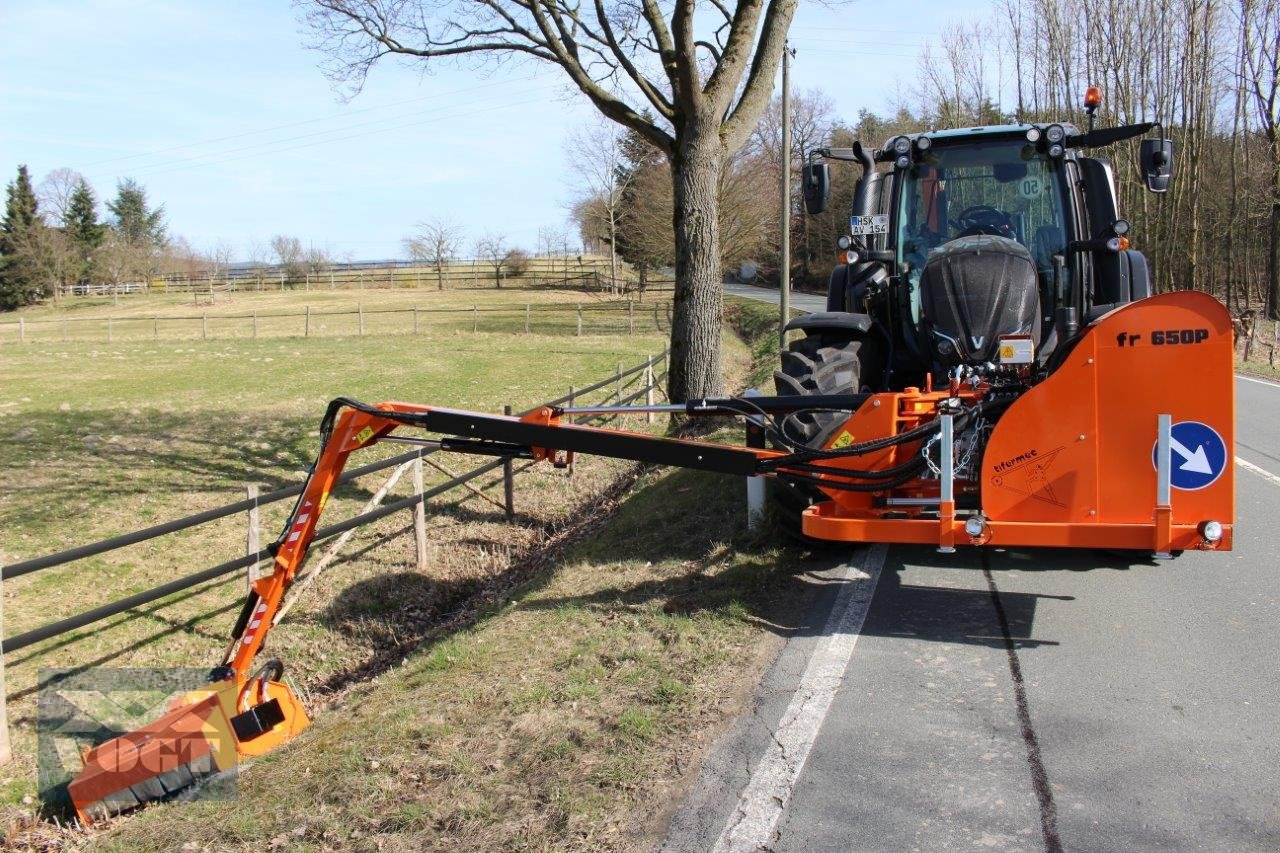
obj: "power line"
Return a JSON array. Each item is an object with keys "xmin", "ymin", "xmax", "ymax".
[
  {"xmin": 115, "ymin": 85, "xmax": 563, "ymax": 180},
  {"xmin": 79, "ymin": 74, "xmax": 543, "ymax": 170}
]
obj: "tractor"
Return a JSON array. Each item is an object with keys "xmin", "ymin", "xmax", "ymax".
[{"xmin": 66, "ymin": 91, "xmax": 1235, "ymax": 821}]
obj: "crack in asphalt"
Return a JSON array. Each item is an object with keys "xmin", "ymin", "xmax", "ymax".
[{"xmin": 982, "ymin": 554, "xmax": 1063, "ymax": 853}]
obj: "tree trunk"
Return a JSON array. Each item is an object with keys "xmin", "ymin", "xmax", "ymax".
[
  {"xmin": 436, "ymin": 263, "xmax": 444, "ymax": 290},
  {"xmin": 608, "ymin": 212, "xmax": 619, "ymax": 296},
  {"xmin": 1269, "ymin": 137, "xmax": 1280, "ymax": 321},
  {"xmin": 667, "ymin": 131, "xmax": 725, "ymax": 401}
]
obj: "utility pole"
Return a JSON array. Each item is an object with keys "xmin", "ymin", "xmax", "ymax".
[{"xmin": 779, "ymin": 41, "xmax": 795, "ymax": 350}]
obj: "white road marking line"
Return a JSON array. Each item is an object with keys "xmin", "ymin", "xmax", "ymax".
[
  {"xmin": 1236, "ymin": 456, "xmax": 1280, "ymax": 487},
  {"xmin": 712, "ymin": 543, "xmax": 888, "ymax": 853},
  {"xmin": 1236, "ymin": 373, "xmax": 1280, "ymax": 389}
]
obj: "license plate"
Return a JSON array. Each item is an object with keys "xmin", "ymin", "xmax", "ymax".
[{"xmin": 850, "ymin": 214, "xmax": 889, "ymax": 236}]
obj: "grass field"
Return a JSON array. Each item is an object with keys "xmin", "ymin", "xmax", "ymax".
[
  {"xmin": 79, "ymin": 299, "xmax": 810, "ymax": 852},
  {"xmin": 0, "ymin": 294, "xmax": 800, "ymax": 853},
  {"xmin": 0, "ymin": 287, "xmax": 676, "ymax": 816}
]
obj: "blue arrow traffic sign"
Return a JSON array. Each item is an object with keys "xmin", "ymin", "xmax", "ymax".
[{"xmin": 1151, "ymin": 420, "xmax": 1228, "ymax": 491}]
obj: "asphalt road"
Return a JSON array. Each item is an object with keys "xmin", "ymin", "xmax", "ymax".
[
  {"xmin": 668, "ymin": 287, "xmax": 1279, "ymax": 851},
  {"xmin": 724, "ymin": 280, "xmax": 828, "ymax": 313}
]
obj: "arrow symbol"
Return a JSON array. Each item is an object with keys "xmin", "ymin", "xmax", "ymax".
[{"xmin": 1170, "ymin": 436, "xmax": 1213, "ymax": 474}]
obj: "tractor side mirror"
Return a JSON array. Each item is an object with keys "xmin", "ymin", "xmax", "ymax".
[
  {"xmin": 802, "ymin": 162, "xmax": 830, "ymax": 214},
  {"xmin": 1139, "ymin": 138, "xmax": 1174, "ymax": 193}
]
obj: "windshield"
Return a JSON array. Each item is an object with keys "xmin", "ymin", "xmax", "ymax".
[{"xmin": 896, "ymin": 139, "xmax": 1067, "ymax": 319}]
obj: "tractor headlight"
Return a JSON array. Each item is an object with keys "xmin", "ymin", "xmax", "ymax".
[
  {"xmin": 1046, "ymin": 123, "xmax": 1065, "ymax": 143},
  {"xmin": 915, "ymin": 135, "xmax": 932, "ymax": 151},
  {"xmin": 837, "ymin": 235, "xmax": 852, "ymax": 250},
  {"xmin": 964, "ymin": 516, "xmax": 987, "ymax": 538},
  {"xmin": 895, "ymin": 155, "xmax": 911, "ymax": 169},
  {"xmin": 1200, "ymin": 520, "xmax": 1224, "ymax": 542},
  {"xmin": 893, "ymin": 136, "xmax": 911, "ymax": 155},
  {"xmin": 1025, "ymin": 127, "xmax": 1042, "ymax": 142},
  {"xmin": 1048, "ymin": 143, "xmax": 1064, "ymax": 158}
]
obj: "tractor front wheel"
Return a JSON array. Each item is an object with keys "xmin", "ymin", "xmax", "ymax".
[{"xmin": 769, "ymin": 332, "xmax": 883, "ymax": 536}]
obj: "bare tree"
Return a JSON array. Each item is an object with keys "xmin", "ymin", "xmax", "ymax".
[
  {"xmin": 568, "ymin": 121, "xmax": 636, "ymax": 294},
  {"xmin": 474, "ymin": 233, "xmax": 509, "ymax": 287},
  {"xmin": 94, "ymin": 232, "xmax": 150, "ymax": 305},
  {"xmin": 751, "ymin": 89, "xmax": 836, "ymax": 280},
  {"xmin": 301, "ymin": 0, "xmax": 800, "ymax": 399},
  {"xmin": 1240, "ymin": 0, "xmax": 1280, "ymax": 318},
  {"xmin": 403, "ymin": 218, "xmax": 464, "ymax": 289},
  {"xmin": 207, "ymin": 240, "xmax": 236, "ymax": 284},
  {"xmin": 36, "ymin": 168, "xmax": 87, "ymax": 225},
  {"xmin": 270, "ymin": 234, "xmax": 306, "ymax": 282},
  {"xmin": 305, "ymin": 244, "xmax": 333, "ymax": 276}
]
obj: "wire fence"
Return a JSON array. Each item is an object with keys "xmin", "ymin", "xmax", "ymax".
[
  {"xmin": 0, "ymin": 298, "xmax": 675, "ymax": 345},
  {"xmin": 0, "ymin": 350, "xmax": 669, "ymax": 656}
]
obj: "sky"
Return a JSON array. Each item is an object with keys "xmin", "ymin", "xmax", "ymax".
[{"xmin": 0, "ymin": 0, "xmax": 989, "ymax": 261}]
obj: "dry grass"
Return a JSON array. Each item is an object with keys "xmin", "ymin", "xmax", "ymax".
[
  {"xmin": 0, "ymin": 290, "xmax": 668, "ymax": 818},
  {"xmin": 1, "ymin": 298, "xmax": 803, "ymax": 852}
]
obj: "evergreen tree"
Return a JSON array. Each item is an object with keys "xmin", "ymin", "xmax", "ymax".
[
  {"xmin": 64, "ymin": 178, "xmax": 104, "ymax": 283},
  {"xmin": 0, "ymin": 164, "xmax": 44, "ymax": 309},
  {"xmin": 106, "ymin": 178, "xmax": 166, "ymax": 247}
]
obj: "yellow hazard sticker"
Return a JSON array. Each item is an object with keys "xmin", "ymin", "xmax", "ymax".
[
  {"xmin": 830, "ymin": 430, "xmax": 855, "ymax": 449},
  {"xmin": 354, "ymin": 426, "xmax": 375, "ymax": 445},
  {"xmin": 998, "ymin": 336, "xmax": 1035, "ymax": 364}
]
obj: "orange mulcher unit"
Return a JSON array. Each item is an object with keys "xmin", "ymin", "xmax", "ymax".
[{"xmin": 68, "ymin": 90, "xmax": 1234, "ymax": 821}]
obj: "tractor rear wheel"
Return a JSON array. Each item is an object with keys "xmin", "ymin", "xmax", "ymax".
[{"xmin": 768, "ymin": 332, "xmax": 883, "ymax": 536}]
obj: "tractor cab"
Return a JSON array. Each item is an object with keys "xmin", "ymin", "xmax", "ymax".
[{"xmin": 796, "ymin": 104, "xmax": 1174, "ymax": 395}]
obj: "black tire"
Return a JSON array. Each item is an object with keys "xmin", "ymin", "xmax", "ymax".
[
  {"xmin": 773, "ymin": 333, "xmax": 881, "ymax": 445},
  {"xmin": 768, "ymin": 332, "xmax": 883, "ymax": 538}
]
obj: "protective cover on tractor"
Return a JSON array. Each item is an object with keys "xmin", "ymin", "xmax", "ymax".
[{"xmin": 919, "ymin": 235, "xmax": 1040, "ymax": 365}]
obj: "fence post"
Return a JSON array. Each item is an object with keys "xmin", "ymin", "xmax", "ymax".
[
  {"xmin": 629, "ymin": 300, "xmax": 634, "ymax": 334},
  {"xmin": 472, "ymin": 305, "xmax": 478, "ymax": 333},
  {"xmin": 0, "ymin": 567, "xmax": 10, "ymax": 766},
  {"xmin": 525, "ymin": 303, "xmax": 530, "ymax": 333},
  {"xmin": 616, "ymin": 362, "xmax": 623, "ymax": 404},
  {"xmin": 577, "ymin": 304, "xmax": 583, "ymax": 336},
  {"xmin": 413, "ymin": 452, "xmax": 428, "ymax": 571},
  {"xmin": 202, "ymin": 313, "xmax": 208, "ymax": 340},
  {"xmin": 388, "ymin": 268, "xmax": 394, "ymax": 288},
  {"xmin": 305, "ymin": 305, "xmax": 311, "ymax": 337},
  {"xmin": 413, "ymin": 306, "xmax": 420, "ymax": 335},
  {"xmin": 358, "ymin": 303, "xmax": 364, "ymax": 336},
  {"xmin": 153, "ymin": 316, "xmax": 159, "ymax": 339},
  {"xmin": 305, "ymin": 273, "xmax": 310, "ymax": 292},
  {"xmin": 279, "ymin": 271, "xmax": 285, "ymax": 292},
  {"xmin": 503, "ymin": 405, "xmax": 515, "ymax": 519},
  {"xmin": 645, "ymin": 359, "xmax": 654, "ymax": 424},
  {"xmin": 653, "ymin": 303, "xmax": 659, "ymax": 330},
  {"xmin": 107, "ymin": 318, "xmax": 112, "ymax": 343},
  {"xmin": 567, "ymin": 386, "xmax": 576, "ymax": 474},
  {"xmin": 245, "ymin": 484, "xmax": 261, "ymax": 582},
  {"xmin": 329, "ymin": 270, "xmax": 334, "ymax": 289},
  {"xmin": 252, "ymin": 311, "xmax": 258, "ymax": 339}
]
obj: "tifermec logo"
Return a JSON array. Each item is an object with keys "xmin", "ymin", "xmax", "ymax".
[{"xmin": 36, "ymin": 668, "xmax": 236, "ymax": 807}]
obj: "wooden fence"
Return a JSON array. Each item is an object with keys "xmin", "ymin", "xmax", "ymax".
[
  {"xmin": 0, "ymin": 299, "xmax": 674, "ymax": 345},
  {"xmin": 0, "ymin": 351, "xmax": 669, "ymax": 757}
]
